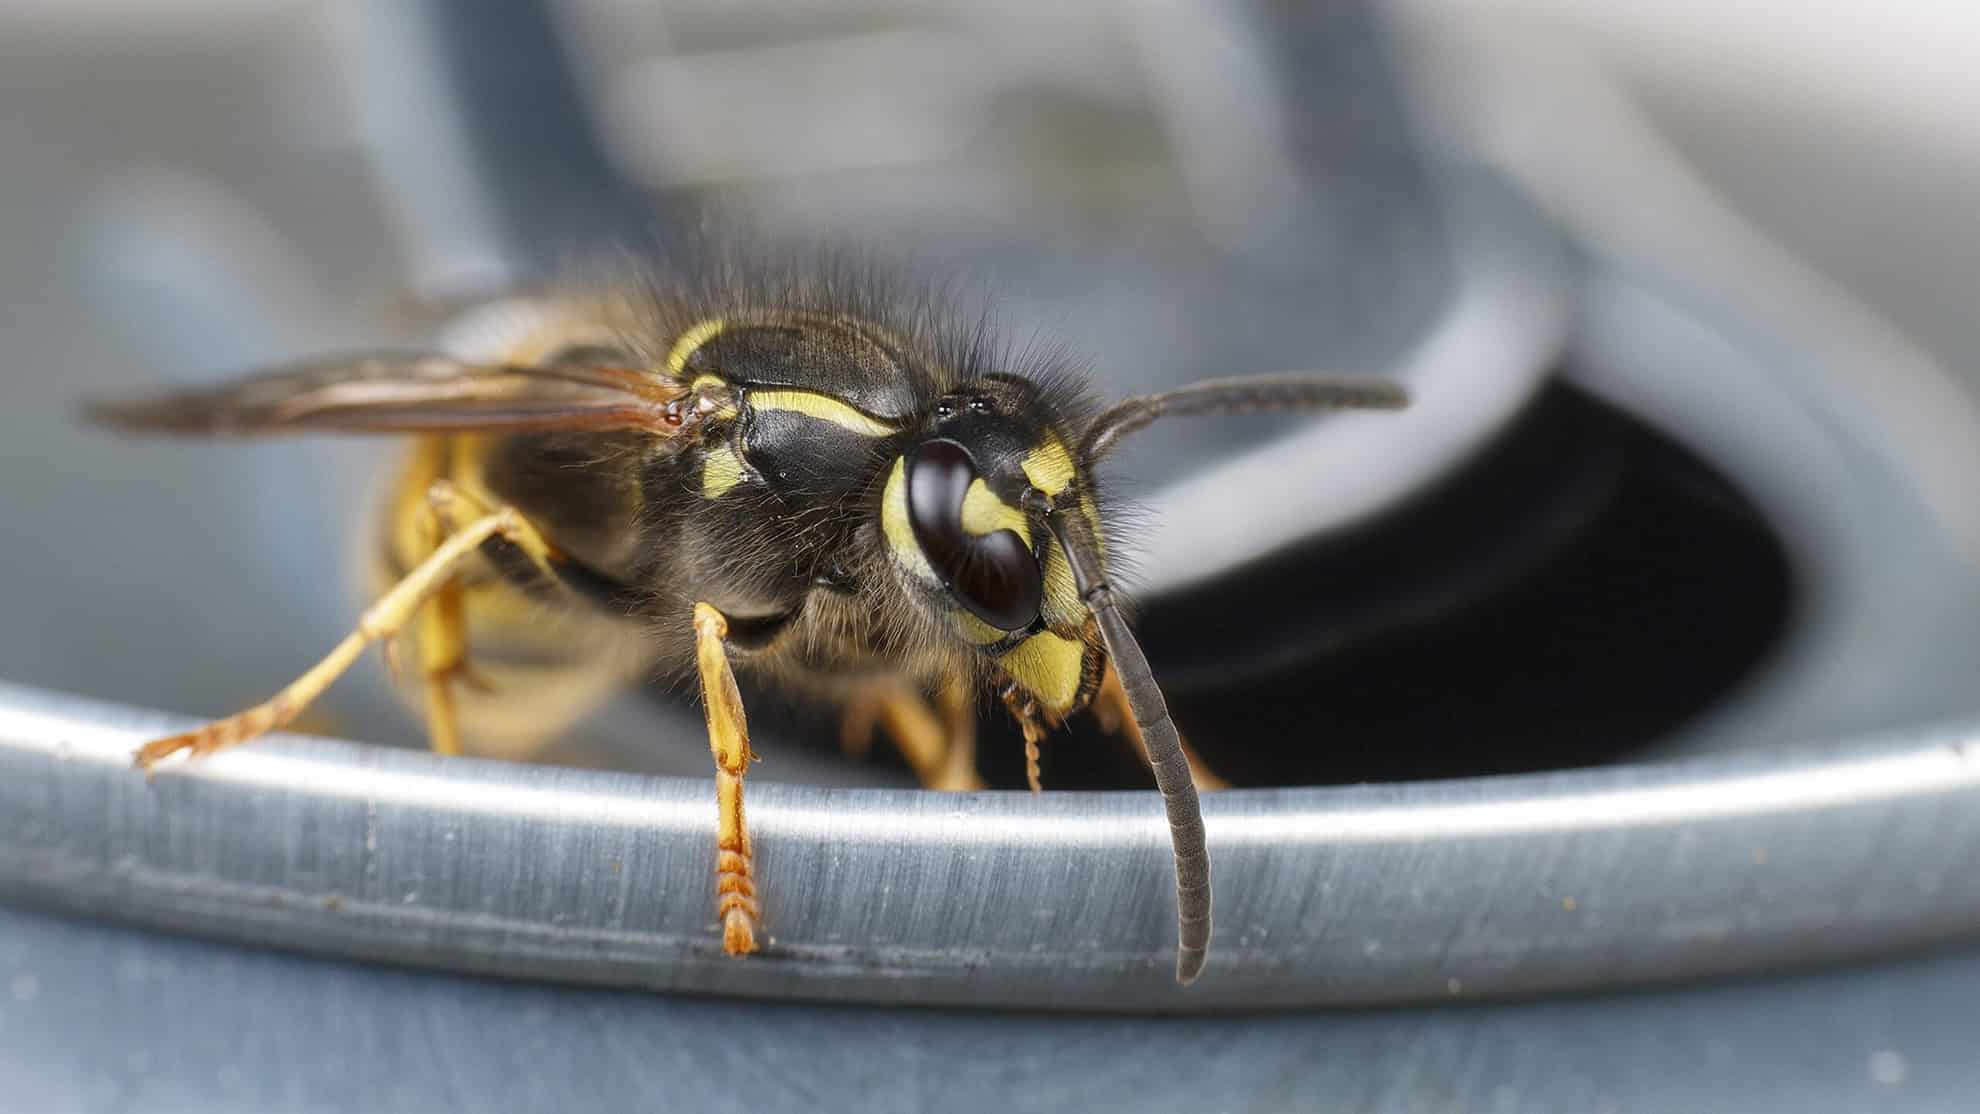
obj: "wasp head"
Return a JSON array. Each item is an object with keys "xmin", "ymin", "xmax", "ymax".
[{"xmin": 879, "ymin": 375, "xmax": 1105, "ymax": 717}]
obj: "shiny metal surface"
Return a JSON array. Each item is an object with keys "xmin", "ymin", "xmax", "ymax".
[
  {"xmin": 7, "ymin": 900, "xmax": 1979, "ymax": 1114},
  {"xmin": 6, "ymin": 680, "xmax": 1980, "ymax": 1012}
]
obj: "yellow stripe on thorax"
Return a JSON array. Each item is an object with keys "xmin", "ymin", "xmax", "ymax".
[
  {"xmin": 667, "ymin": 319, "xmax": 727, "ymax": 375},
  {"xmin": 702, "ymin": 445, "xmax": 745, "ymax": 498},
  {"xmin": 750, "ymin": 390, "xmax": 898, "ymax": 436}
]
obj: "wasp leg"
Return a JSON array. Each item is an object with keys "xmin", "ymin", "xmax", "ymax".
[
  {"xmin": 998, "ymin": 684, "xmax": 1053, "ymax": 794},
  {"xmin": 840, "ymin": 676, "xmax": 984, "ymax": 791},
  {"xmin": 934, "ymin": 677, "xmax": 981, "ymax": 791},
  {"xmin": 412, "ymin": 479, "xmax": 536, "ymax": 756},
  {"xmin": 133, "ymin": 505, "xmax": 546, "ymax": 771},
  {"xmin": 1094, "ymin": 661, "xmax": 1228, "ymax": 791},
  {"xmin": 693, "ymin": 602, "xmax": 761, "ymax": 956},
  {"xmin": 412, "ymin": 482, "xmax": 473, "ymax": 757},
  {"xmin": 416, "ymin": 582, "xmax": 468, "ymax": 757}
]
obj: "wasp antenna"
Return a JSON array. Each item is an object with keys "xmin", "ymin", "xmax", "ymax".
[
  {"xmin": 1042, "ymin": 505, "xmax": 1210, "ymax": 984},
  {"xmin": 1080, "ymin": 373, "xmax": 1408, "ymax": 463}
]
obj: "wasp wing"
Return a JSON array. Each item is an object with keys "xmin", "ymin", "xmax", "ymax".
[{"xmin": 83, "ymin": 352, "xmax": 689, "ymax": 437}]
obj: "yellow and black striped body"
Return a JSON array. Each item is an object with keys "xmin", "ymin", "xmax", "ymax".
[
  {"xmin": 371, "ymin": 287, "xmax": 1114, "ymax": 756},
  {"xmin": 96, "ymin": 251, "xmax": 1408, "ymax": 984}
]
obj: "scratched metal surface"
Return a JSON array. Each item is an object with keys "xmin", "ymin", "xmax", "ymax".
[
  {"xmin": 6, "ymin": 681, "xmax": 1980, "ymax": 1012},
  {"xmin": 2, "ymin": 900, "xmax": 1976, "ymax": 1114}
]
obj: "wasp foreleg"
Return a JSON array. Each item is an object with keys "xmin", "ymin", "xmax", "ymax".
[{"xmin": 693, "ymin": 602, "xmax": 761, "ymax": 956}]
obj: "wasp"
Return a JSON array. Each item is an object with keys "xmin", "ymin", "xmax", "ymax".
[{"xmin": 86, "ymin": 256, "xmax": 1408, "ymax": 983}]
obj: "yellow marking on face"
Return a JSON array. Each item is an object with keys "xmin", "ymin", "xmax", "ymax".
[
  {"xmin": 1021, "ymin": 435, "xmax": 1078, "ymax": 497},
  {"xmin": 750, "ymin": 390, "xmax": 898, "ymax": 436},
  {"xmin": 956, "ymin": 611, "xmax": 1006, "ymax": 646},
  {"xmin": 997, "ymin": 631, "xmax": 1086, "ymax": 714},
  {"xmin": 702, "ymin": 445, "xmax": 745, "ymax": 499},
  {"xmin": 881, "ymin": 457, "xmax": 936, "ymax": 580},
  {"xmin": 1040, "ymin": 544, "xmax": 1081, "ymax": 624},
  {"xmin": 668, "ymin": 319, "xmax": 728, "ymax": 375},
  {"xmin": 1079, "ymin": 491, "xmax": 1108, "ymax": 560},
  {"xmin": 960, "ymin": 479, "xmax": 1030, "ymax": 545}
]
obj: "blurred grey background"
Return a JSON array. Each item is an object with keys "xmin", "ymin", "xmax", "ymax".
[{"xmin": 4, "ymin": 1, "xmax": 1980, "ymax": 1111}]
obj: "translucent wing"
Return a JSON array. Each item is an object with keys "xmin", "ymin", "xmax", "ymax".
[{"xmin": 84, "ymin": 352, "xmax": 692, "ymax": 437}]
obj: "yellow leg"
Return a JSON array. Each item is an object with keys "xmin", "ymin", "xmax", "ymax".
[
  {"xmin": 839, "ymin": 676, "xmax": 984, "ymax": 791},
  {"xmin": 694, "ymin": 602, "xmax": 760, "ymax": 956},
  {"xmin": 133, "ymin": 505, "xmax": 544, "ymax": 772},
  {"xmin": 414, "ymin": 484, "xmax": 471, "ymax": 757},
  {"xmin": 414, "ymin": 479, "xmax": 521, "ymax": 757},
  {"xmin": 934, "ymin": 677, "xmax": 981, "ymax": 791},
  {"xmin": 1094, "ymin": 661, "xmax": 1228, "ymax": 791}
]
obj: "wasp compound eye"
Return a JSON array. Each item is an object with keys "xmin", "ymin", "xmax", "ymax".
[{"xmin": 905, "ymin": 438, "xmax": 1043, "ymax": 631}]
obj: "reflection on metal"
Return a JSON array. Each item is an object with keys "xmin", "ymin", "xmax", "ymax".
[{"xmin": 4, "ymin": 680, "xmax": 1979, "ymax": 1012}]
